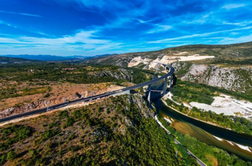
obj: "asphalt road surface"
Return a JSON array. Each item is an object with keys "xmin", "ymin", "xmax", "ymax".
[{"xmin": 0, "ymin": 66, "xmax": 174, "ymax": 123}]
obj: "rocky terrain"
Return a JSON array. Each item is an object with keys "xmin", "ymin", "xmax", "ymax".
[
  {"xmin": 84, "ymin": 42, "xmax": 252, "ymax": 67},
  {"xmin": 0, "ymin": 83, "xmax": 123, "ymax": 119},
  {"xmin": 173, "ymin": 62, "xmax": 252, "ymax": 95},
  {"xmin": 0, "ymin": 62, "xmax": 155, "ymax": 119},
  {"xmin": 92, "ymin": 68, "xmax": 133, "ymax": 81},
  {"xmin": 84, "ymin": 42, "xmax": 252, "ymax": 95}
]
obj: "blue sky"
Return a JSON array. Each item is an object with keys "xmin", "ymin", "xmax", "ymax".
[{"xmin": 0, "ymin": 0, "xmax": 252, "ymax": 56}]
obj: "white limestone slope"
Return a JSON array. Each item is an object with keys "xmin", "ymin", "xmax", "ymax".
[{"xmin": 128, "ymin": 53, "xmax": 215, "ymax": 69}]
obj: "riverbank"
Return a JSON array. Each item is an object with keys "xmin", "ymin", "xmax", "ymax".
[
  {"xmin": 190, "ymin": 94, "xmax": 252, "ymax": 119},
  {"xmin": 161, "ymin": 98, "xmax": 231, "ymax": 131},
  {"xmin": 154, "ymin": 115, "xmax": 207, "ymax": 166},
  {"xmin": 156, "ymin": 99, "xmax": 252, "ymax": 162}
]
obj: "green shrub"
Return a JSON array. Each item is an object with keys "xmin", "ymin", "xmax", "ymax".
[
  {"xmin": 0, "ymin": 153, "xmax": 7, "ymax": 165},
  {"xmin": 0, "ymin": 125, "xmax": 34, "ymax": 151},
  {"xmin": 6, "ymin": 151, "xmax": 16, "ymax": 160},
  {"xmin": 59, "ymin": 110, "xmax": 69, "ymax": 118},
  {"xmin": 43, "ymin": 93, "xmax": 50, "ymax": 98},
  {"xmin": 63, "ymin": 118, "xmax": 75, "ymax": 128}
]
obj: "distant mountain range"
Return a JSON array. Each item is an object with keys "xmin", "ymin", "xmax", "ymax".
[
  {"xmin": 0, "ymin": 55, "xmax": 90, "ymax": 61},
  {"xmin": 84, "ymin": 41, "xmax": 252, "ymax": 66},
  {"xmin": 0, "ymin": 56, "xmax": 36, "ymax": 64},
  {"xmin": 2, "ymin": 42, "xmax": 252, "ymax": 63},
  {"xmin": 0, "ymin": 54, "xmax": 119, "ymax": 61}
]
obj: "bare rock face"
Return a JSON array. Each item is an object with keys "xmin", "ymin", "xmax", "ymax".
[
  {"xmin": 182, "ymin": 64, "xmax": 210, "ymax": 81},
  {"xmin": 131, "ymin": 93, "xmax": 153, "ymax": 118},
  {"xmin": 0, "ymin": 92, "xmax": 88, "ymax": 119},
  {"xmin": 93, "ymin": 69, "xmax": 133, "ymax": 81},
  {"xmin": 180, "ymin": 64, "xmax": 252, "ymax": 94},
  {"xmin": 207, "ymin": 67, "xmax": 237, "ymax": 90},
  {"xmin": 1, "ymin": 108, "xmax": 14, "ymax": 116},
  {"xmin": 172, "ymin": 62, "xmax": 191, "ymax": 72},
  {"xmin": 0, "ymin": 100, "xmax": 52, "ymax": 118}
]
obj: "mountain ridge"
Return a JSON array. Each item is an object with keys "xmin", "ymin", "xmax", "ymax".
[
  {"xmin": 0, "ymin": 55, "xmax": 88, "ymax": 61},
  {"xmin": 83, "ymin": 41, "xmax": 252, "ymax": 96}
]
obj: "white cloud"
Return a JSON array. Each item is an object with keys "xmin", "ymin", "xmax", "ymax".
[
  {"xmin": 136, "ymin": 17, "xmax": 160, "ymax": 24},
  {"xmin": 1, "ymin": 30, "xmax": 106, "ymax": 45},
  {"xmin": 59, "ymin": 0, "xmax": 132, "ymax": 13},
  {"xmin": 74, "ymin": 0, "xmax": 106, "ymax": 9},
  {"xmin": 146, "ymin": 25, "xmax": 172, "ymax": 34},
  {"xmin": 222, "ymin": 21, "xmax": 252, "ymax": 26},
  {"xmin": 148, "ymin": 26, "xmax": 252, "ymax": 43},
  {"xmin": 0, "ymin": 20, "xmax": 17, "ymax": 28},
  {"xmin": 181, "ymin": 12, "xmax": 212, "ymax": 25},
  {"xmin": 230, "ymin": 32, "xmax": 240, "ymax": 35},
  {"xmin": 222, "ymin": 21, "xmax": 244, "ymax": 26},
  {"xmin": 218, "ymin": 34, "xmax": 252, "ymax": 44},
  {"xmin": 0, "ymin": 10, "xmax": 41, "ymax": 17},
  {"xmin": 222, "ymin": 3, "xmax": 246, "ymax": 10},
  {"xmin": 0, "ymin": 30, "xmax": 123, "ymax": 56}
]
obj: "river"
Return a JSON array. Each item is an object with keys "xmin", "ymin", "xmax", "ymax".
[{"xmin": 149, "ymin": 79, "xmax": 252, "ymax": 161}]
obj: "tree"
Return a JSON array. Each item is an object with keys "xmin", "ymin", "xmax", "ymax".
[{"xmin": 6, "ymin": 151, "xmax": 16, "ymax": 160}]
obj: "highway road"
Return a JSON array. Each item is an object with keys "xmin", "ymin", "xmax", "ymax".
[
  {"xmin": 1, "ymin": 66, "xmax": 207, "ymax": 166},
  {"xmin": 0, "ymin": 66, "xmax": 174, "ymax": 123}
]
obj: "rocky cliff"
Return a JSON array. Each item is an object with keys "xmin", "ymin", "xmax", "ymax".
[
  {"xmin": 92, "ymin": 68, "xmax": 133, "ymax": 81},
  {"xmin": 172, "ymin": 62, "xmax": 252, "ymax": 95}
]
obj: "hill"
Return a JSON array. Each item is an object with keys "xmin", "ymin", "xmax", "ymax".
[
  {"xmin": 0, "ymin": 58, "xmax": 252, "ymax": 165},
  {"xmin": 0, "ymin": 63, "xmax": 154, "ymax": 118},
  {"xmin": 0, "ymin": 56, "xmax": 36, "ymax": 64},
  {"xmin": 1, "ymin": 55, "xmax": 88, "ymax": 61},
  {"xmin": 84, "ymin": 42, "xmax": 252, "ymax": 96},
  {"xmin": 0, "ymin": 94, "xmax": 198, "ymax": 165},
  {"xmin": 84, "ymin": 42, "xmax": 252, "ymax": 66}
]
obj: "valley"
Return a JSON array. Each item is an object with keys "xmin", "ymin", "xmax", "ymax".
[
  {"xmin": 1, "ymin": 42, "xmax": 252, "ymax": 166},
  {"xmin": 1, "ymin": 1, "xmax": 252, "ymax": 165}
]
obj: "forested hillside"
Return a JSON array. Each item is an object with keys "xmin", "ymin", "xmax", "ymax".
[{"xmin": 0, "ymin": 94, "xmax": 197, "ymax": 166}]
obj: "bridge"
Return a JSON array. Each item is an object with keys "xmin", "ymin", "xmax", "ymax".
[
  {"xmin": 0, "ymin": 65, "xmax": 174, "ymax": 123},
  {"xmin": 0, "ymin": 65, "xmax": 207, "ymax": 166},
  {"xmin": 146, "ymin": 64, "xmax": 174, "ymax": 105}
]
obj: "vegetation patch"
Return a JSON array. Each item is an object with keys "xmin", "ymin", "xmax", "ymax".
[
  {"xmin": 172, "ymin": 79, "xmax": 252, "ymax": 104},
  {"xmin": 0, "ymin": 125, "xmax": 34, "ymax": 151},
  {"xmin": 159, "ymin": 117, "xmax": 252, "ymax": 166},
  {"xmin": 165, "ymin": 99, "xmax": 252, "ymax": 135},
  {"xmin": 171, "ymin": 79, "xmax": 215, "ymax": 105},
  {"xmin": 0, "ymin": 94, "xmax": 197, "ymax": 165}
]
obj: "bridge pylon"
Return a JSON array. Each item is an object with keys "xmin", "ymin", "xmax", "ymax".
[
  {"xmin": 162, "ymin": 77, "xmax": 168, "ymax": 95},
  {"xmin": 169, "ymin": 74, "xmax": 173, "ymax": 88},
  {"xmin": 147, "ymin": 85, "xmax": 151, "ymax": 106}
]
